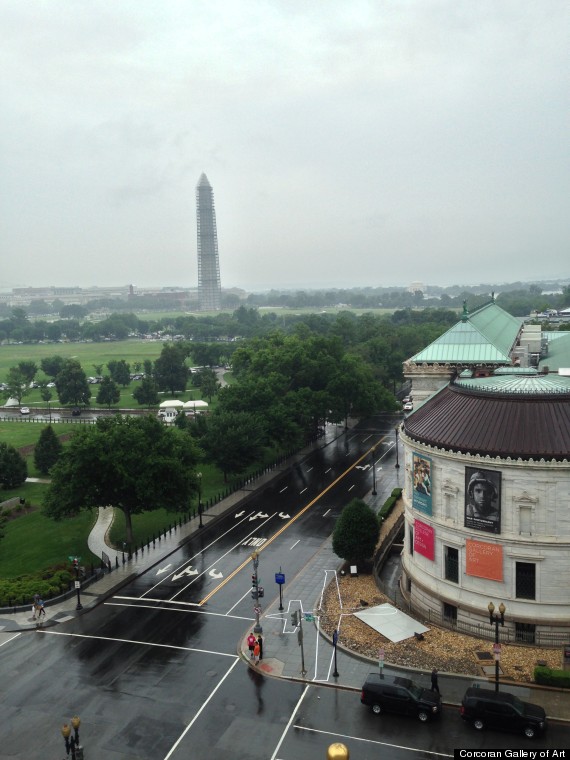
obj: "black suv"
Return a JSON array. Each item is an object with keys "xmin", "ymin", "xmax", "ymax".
[
  {"xmin": 460, "ymin": 687, "xmax": 547, "ymax": 739},
  {"xmin": 360, "ymin": 674, "xmax": 441, "ymax": 722}
]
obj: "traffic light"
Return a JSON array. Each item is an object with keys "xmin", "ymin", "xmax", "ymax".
[
  {"xmin": 251, "ymin": 574, "xmax": 257, "ymax": 587},
  {"xmin": 291, "ymin": 610, "xmax": 298, "ymax": 627}
]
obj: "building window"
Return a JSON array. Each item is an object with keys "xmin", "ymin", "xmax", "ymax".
[
  {"xmin": 409, "ymin": 526, "xmax": 414, "ymax": 555},
  {"xmin": 516, "ymin": 562, "xmax": 536, "ymax": 600},
  {"xmin": 443, "ymin": 603, "xmax": 457, "ymax": 626},
  {"xmin": 444, "ymin": 546, "xmax": 459, "ymax": 583},
  {"xmin": 519, "ymin": 506, "xmax": 532, "ymax": 535},
  {"xmin": 515, "ymin": 623, "xmax": 536, "ymax": 645}
]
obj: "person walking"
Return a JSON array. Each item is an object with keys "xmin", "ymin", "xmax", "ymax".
[
  {"xmin": 32, "ymin": 593, "xmax": 40, "ymax": 620},
  {"xmin": 37, "ymin": 599, "xmax": 46, "ymax": 618},
  {"xmin": 257, "ymin": 635, "xmax": 263, "ymax": 661},
  {"xmin": 253, "ymin": 640, "xmax": 261, "ymax": 665},
  {"xmin": 431, "ymin": 668, "xmax": 440, "ymax": 693},
  {"xmin": 247, "ymin": 632, "xmax": 256, "ymax": 658}
]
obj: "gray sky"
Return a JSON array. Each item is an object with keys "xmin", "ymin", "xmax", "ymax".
[{"xmin": 2, "ymin": 1, "xmax": 569, "ymax": 292}]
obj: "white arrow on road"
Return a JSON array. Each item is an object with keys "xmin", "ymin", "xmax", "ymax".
[
  {"xmin": 235, "ymin": 511, "xmax": 245, "ymax": 518},
  {"xmin": 279, "ymin": 512, "xmax": 290, "ymax": 519},
  {"xmin": 172, "ymin": 566, "xmax": 199, "ymax": 581},
  {"xmin": 355, "ymin": 464, "xmax": 370, "ymax": 470},
  {"xmin": 209, "ymin": 569, "xmax": 223, "ymax": 579},
  {"xmin": 156, "ymin": 564, "xmax": 172, "ymax": 575},
  {"xmin": 249, "ymin": 511, "xmax": 269, "ymax": 521}
]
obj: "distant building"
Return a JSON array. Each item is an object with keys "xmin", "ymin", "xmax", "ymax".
[{"xmin": 196, "ymin": 173, "xmax": 222, "ymax": 311}]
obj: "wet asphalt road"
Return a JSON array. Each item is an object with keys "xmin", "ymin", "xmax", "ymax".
[{"xmin": 2, "ymin": 415, "xmax": 569, "ymax": 758}]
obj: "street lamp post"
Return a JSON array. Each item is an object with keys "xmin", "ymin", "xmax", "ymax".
[
  {"xmin": 251, "ymin": 551, "xmax": 263, "ymax": 634},
  {"xmin": 488, "ymin": 601, "xmax": 506, "ymax": 692},
  {"xmin": 70, "ymin": 556, "xmax": 82, "ymax": 611},
  {"xmin": 371, "ymin": 451, "xmax": 377, "ymax": 496},
  {"xmin": 197, "ymin": 471, "xmax": 203, "ymax": 529},
  {"xmin": 61, "ymin": 715, "xmax": 83, "ymax": 759},
  {"xmin": 394, "ymin": 425, "xmax": 400, "ymax": 469},
  {"xmin": 332, "ymin": 629, "xmax": 339, "ymax": 678}
]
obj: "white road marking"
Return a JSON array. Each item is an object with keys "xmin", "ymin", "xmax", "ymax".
[
  {"xmin": 106, "ymin": 600, "xmax": 253, "ymax": 621},
  {"xmin": 300, "ymin": 487, "xmax": 307, "ymax": 494},
  {"xmin": 289, "ymin": 540, "xmax": 300, "ymax": 550},
  {"xmin": 322, "ymin": 509, "xmax": 331, "ymax": 517},
  {"xmin": 270, "ymin": 684, "xmax": 310, "ymax": 760},
  {"xmin": 291, "ymin": 725, "xmax": 453, "ymax": 757}
]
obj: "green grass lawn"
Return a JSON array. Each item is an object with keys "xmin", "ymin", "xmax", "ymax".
[{"xmin": 0, "ymin": 507, "xmax": 99, "ymax": 578}]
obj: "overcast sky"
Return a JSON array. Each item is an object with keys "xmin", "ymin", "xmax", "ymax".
[{"xmin": 2, "ymin": 1, "xmax": 569, "ymax": 293}]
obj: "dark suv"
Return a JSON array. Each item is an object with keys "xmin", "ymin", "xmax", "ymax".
[
  {"xmin": 460, "ymin": 687, "xmax": 547, "ymax": 738},
  {"xmin": 360, "ymin": 674, "xmax": 441, "ymax": 722}
]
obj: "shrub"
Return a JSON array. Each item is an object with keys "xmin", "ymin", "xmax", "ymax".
[
  {"xmin": 534, "ymin": 666, "xmax": 570, "ymax": 688},
  {"xmin": 332, "ymin": 498, "xmax": 379, "ymax": 566}
]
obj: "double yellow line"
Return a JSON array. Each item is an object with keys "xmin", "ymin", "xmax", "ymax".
[{"xmin": 199, "ymin": 439, "xmax": 382, "ymax": 605}]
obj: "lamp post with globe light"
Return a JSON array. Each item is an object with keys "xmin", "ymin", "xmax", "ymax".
[{"xmin": 488, "ymin": 601, "xmax": 506, "ymax": 692}]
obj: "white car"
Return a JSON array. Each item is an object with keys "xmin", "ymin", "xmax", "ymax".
[
  {"xmin": 403, "ymin": 402, "xmax": 413, "ymax": 412},
  {"xmin": 20, "ymin": 406, "xmax": 30, "ymax": 415}
]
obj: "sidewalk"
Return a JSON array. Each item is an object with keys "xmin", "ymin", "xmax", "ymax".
[{"xmin": 2, "ymin": 422, "xmax": 569, "ymax": 723}]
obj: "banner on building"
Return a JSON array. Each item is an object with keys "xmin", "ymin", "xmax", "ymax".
[
  {"xmin": 464, "ymin": 466, "xmax": 501, "ymax": 534},
  {"xmin": 465, "ymin": 539, "xmax": 503, "ymax": 581},
  {"xmin": 412, "ymin": 453, "xmax": 432, "ymax": 515},
  {"xmin": 414, "ymin": 519, "xmax": 435, "ymax": 561}
]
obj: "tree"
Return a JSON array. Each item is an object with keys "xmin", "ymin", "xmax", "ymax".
[
  {"xmin": 17, "ymin": 361, "xmax": 38, "ymax": 385},
  {"xmin": 55, "ymin": 359, "xmax": 91, "ymax": 407},
  {"xmin": 332, "ymin": 498, "xmax": 380, "ymax": 566},
  {"xmin": 0, "ymin": 442, "xmax": 28, "ymax": 489},
  {"xmin": 2, "ymin": 366, "xmax": 31, "ymax": 404},
  {"xmin": 132, "ymin": 376, "xmax": 160, "ymax": 407},
  {"xmin": 43, "ymin": 415, "xmax": 201, "ymax": 546},
  {"xmin": 34, "ymin": 426, "xmax": 63, "ymax": 475},
  {"xmin": 203, "ymin": 410, "xmax": 265, "ymax": 480},
  {"xmin": 96, "ymin": 377, "xmax": 121, "ymax": 408},
  {"xmin": 107, "ymin": 359, "xmax": 131, "ymax": 387},
  {"xmin": 196, "ymin": 368, "xmax": 220, "ymax": 402},
  {"xmin": 154, "ymin": 344, "xmax": 189, "ymax": 395},
  {"xmin": 41, "ymin": 355, "xmax": 66, "ymax": 378}
]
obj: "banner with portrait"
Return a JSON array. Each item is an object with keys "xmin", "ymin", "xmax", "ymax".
[
  {"xmin": 412, "ymin": 453, "xmax": 432, "ymax": 515},
  {"xmin": 464, "ymin": 466, "xmax": 501, "ymax": 534}
]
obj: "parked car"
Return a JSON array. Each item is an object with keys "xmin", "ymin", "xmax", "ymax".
[
  {"xmin": 403, "ymin": 402, "xmax": 413, "ymax": 411},
  {"xmin": 460, "ymin": 687, "xmax": 547, "ymax": 738},
  {"xmin": 360, "ymin": 674, "xmax": 441, "ymax": 722},
  {"xmin": 158, "ymin": 409, "xmax": 179, "ymax": 423},
  {"xmin": 20, "ymin": 406, "xmax": 30, "ymax": 415}
]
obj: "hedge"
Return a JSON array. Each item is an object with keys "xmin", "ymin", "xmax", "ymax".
[
  {"xmin": 378, "ymin": 488, "xmax": 402, "ymax": 523},
  {"xmin": 0, "ymin": 563, "xmax": 74, "ymax": 607},
  {"xmin": 534, "ymin": 665, "xmax": 570, "ymax": 688}
]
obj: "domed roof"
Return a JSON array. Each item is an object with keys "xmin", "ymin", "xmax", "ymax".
[{"xmin": 404, "ymin": 375, "xmax": 570, "ymax": 461}]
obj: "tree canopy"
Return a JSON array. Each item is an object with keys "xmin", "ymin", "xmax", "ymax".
[
  {"xmin": 0, "ymin": 442, "xmax": 28, "ymax": 489},
  {"xmin": 55, "ymin": 358, "xmax": 91, "ymax": 407},
  {"xmin": 332, "ymin": 498, "xmax": 380, "ymax": 566},
  {"xmin": 43, "ymin": 415, "xmax": 201, "ymax": 545},
  {"xmin": 34, "ymin": 425, "xmax": 63, "ymax": 475}
]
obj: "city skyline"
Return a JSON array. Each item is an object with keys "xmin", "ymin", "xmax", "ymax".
[{"xmin": 2, "ymin": 2, "xmax": 569, "ymax": 291}]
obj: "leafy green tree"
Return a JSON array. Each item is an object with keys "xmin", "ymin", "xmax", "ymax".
[
  {"xmin": 93, "ymin": 364, "xmax": 104, "ymax": 377},
  {"xmin": 332, "ymin": 498, "xmax": 380, "ymax": 566},
  {"xmin": 34, "ymin": 426, "xmax": 63, "ymax": 475},
  {"xmin": 2, "ymin": 366, "xmax": 31, "ymax": 404},
  {"xmin": 196, "ymin": 368, "xmax": 220, "ymax": 402},
  {"xmin": 55, "ymin": 359, "xmax": 91, "ymax": 407},
  {"xmin": 43, "ymin": 415, "xmax": 201, "ymax": 546},
  {"xmin": 17, "ymin": 361, "xmax": 38, "ymax": 385},
  {"xmin": 96, "ymin": 377, "xmax": 121, "ymax": 408},
  {"xmin": 107, "ymin": 359, "xmax": 131, "ymax": 387},
  {"xmin": 203, "ymin": 410, "xmax": 265, "ymax": 480},
  {"xmin": 0, "ymin": 442, "xmax": 28, "ymax": 489},
  {"xmin": 41, "ymin": 355, "xmax": 66, "ymax": 378},
  {"xmin": 132, "ymin": 376, "xmax": 160, "ymax": 407},
  {"xmin": 154, "ymin": 344, "xmax": 188, "ymax": 395}
]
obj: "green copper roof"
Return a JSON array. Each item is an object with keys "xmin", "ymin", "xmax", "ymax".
[
  {"xmin": 410, "ymin": 302, "xmax": 522, "ymax": 364},
  {"xmin": 456, "ymin": 374, "xmax": 570, "ymax": 395},
  {"xmin": 493, "ymin": 366, "xmax": 538, "ymax": 375},
  {"xmin": 539, "ymin": 331, "xmax": 570, "ymax": 371}
]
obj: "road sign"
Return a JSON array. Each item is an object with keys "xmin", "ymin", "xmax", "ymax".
[
  {"xmin": 304, "ymin": 612, "xmax": 314, "ymax": 622},
  {"xmin": 379, "ymin": 648, "xmax": 385, "ymax": 661},
  {"xmin": 254, "ymin": 606, "xmax": 261, "ymax": 615},
  {"xmin": 275, "ymin": 572, "xmax": 285, "ymax": 585},
  {"xmin": 74, "ymin": 580, "xmax": 81, "ymax": 589},
  {"xmin": 493, "ymin": 643, "xmax": 501, "ymax": 654}
]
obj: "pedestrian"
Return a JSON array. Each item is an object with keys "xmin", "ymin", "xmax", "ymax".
[
  {"xmin": 253, "ymin": 640, "xmax": 261, "ymax": 665},
  {"xmin": 32, "ymin": 593, "xmax": 40, "ymax": 619},
  {"xmin": 37, "ymin": 599, "xmax": 46, "ymax": 618},
  {"xmin": 247, "ymin": 632, "xmax": 256, "ymax": 658},
  {"xmin": 257, "ymin": 634, "xmax": 263, "ymax": 660},
  {"xmin": 431, "ymin": 668, "xmax": 440, "ymax": 693}
]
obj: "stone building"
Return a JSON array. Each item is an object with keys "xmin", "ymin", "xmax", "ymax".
[{"xmin": 399, "ymin": 372, "xmax": 570, "ymax": 646}]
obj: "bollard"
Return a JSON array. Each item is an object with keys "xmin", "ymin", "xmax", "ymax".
[{"xmin": 115, "ymin": 557, "xmax": 119, "ymax": 569}]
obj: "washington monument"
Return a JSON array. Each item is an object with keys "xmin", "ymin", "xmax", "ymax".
[{"xmin": 196, "ymin": 173, "xmax": 222, "ymax": 310}]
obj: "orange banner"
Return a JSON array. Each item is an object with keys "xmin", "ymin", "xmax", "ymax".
[{"xmin": 465, "ymin": 539, "xmax": 503, "ymax": 582}]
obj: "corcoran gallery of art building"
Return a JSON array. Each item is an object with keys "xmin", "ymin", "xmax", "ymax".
[{"xmin": 399, "ymin": 371, "xmax": 570, "ymax": 646}]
